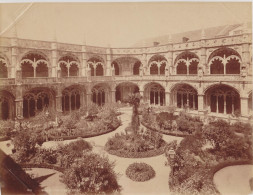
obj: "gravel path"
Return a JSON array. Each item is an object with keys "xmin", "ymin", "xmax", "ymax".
[
  {"xmin": 1, "ymin": 107, "xmax": 183, "ymax": 195},
  {"xmin": 213, "ymin": 165, "xmax": 253, "ymax": 195}
]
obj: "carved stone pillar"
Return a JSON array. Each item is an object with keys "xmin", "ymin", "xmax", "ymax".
[
  {"xmin": 111, "ymin": 90, "xmax": 116, "ymax": 103},
  {"xmin": 198, "ymin": 94, "xmax": 204, "ymax": 114},
  {"xmin": 165, "ymin": 92, "xmax": 170, "ymax": 106},
  {"xmin": 86, "ymin": 93, "xmax": 92, "ymax": 106},
  {"xmin": 11, "ymin": 40, "xmax": 18, "ymax": 78},
  {"xmin": 51, "ymin": 42, "xmax": 57, "ymax": 77},
  {"xmin": 142, "ymin": 53, "xmax": 147, "ymax": 75},
  {"xmin": 106, "ymin": 48, "xmax": 112, "ymax": 76},
  {"xmin": 55, "ymin": 95, "xmax": 62, "ymax": 113},
  {"xmin": 15, "ymin": 84, "xmax": 23, "ymax": 118},
  {"xmin": 240, "ymin": 96, "xmax": 249, "ymax": 117},
  {"xmin": 200, "ymin": 29, "xmax": 207, "ymax": 75},
  {"xmin": 81, "ymin": 45, "xmax": 87, "ymax": 77}
]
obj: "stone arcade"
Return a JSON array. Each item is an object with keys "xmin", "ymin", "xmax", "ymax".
[{"xmin": 0, "ymin": 23, "xmax": 252, "ymax": 121}]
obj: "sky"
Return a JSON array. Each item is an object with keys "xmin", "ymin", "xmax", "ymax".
[{"xmin": 0, "ymin": 2, "xmax": 252, "ymax": 47}]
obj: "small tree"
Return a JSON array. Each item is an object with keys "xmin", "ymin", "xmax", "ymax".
[
  {"xmin": 126, "ymin": 93, "xmax": 142, "ymax": 134},
  {"xmin": 61, "ymin": 153, "xmax": 121, "ymax": 194},
  {"xmin": 202, "ymin": 119, "xmax": 232, "ymax": 150}
]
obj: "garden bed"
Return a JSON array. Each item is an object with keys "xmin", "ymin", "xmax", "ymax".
[
  {"xmin": 22, "ymin": 163, "xmax": 64, "ymax": 173},
  {"xmin": 48, "ymin": 123, "xmax": 121, "ymax": 141},
  {"xmin": 141, "ymin": 121, "xmax": 187, "ymax": 137},
  {"xmin": 126, "ymin": 163, "xmax": 155, "ymax": 182},
  {"xmin": 105, "ymin": 139, "xmax": 166, "ymax": 158}
]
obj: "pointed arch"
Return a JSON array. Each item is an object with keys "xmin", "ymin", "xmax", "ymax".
[
  {"xmin": 176, "ymin": 61, "xmax": 187, "ymax": 74},
  {"xmin": 0, "ymin": 57, "xmax": 8, "ymax": 78}
]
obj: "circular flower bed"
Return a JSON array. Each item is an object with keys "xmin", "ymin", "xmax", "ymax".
[
  {"xmin": 126, "ymin": 163, "xmax": 155, "ymax": 182},
  {"xmin": 105, "ymin": 131, "xmax": 166, "ymax": 158}
]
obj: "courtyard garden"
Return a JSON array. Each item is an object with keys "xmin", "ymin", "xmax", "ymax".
[
  {"xmin": 0, "ymin": 97, "xmax": 252, "ymax": 195},
  {"xmin": 105, "ymin": 93, "xmax": 167, "ymax": 158},
  {"xmin": 142, "ymin": 106, "xmax": 203, "ymax": 137}
]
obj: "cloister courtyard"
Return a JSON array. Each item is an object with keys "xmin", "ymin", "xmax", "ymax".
[
  {"xmin": 0, "ymin": 2, "xmax": 252, "ymax": 195},
  {"xmin": 0, "ymin": 100, "xmax": 253, "ymax": 195}
]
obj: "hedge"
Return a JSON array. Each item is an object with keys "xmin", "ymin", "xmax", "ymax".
[
  {"xmin": 211, "ymin": 159, "xmax": 253, "ymax": 177},
  {"xmin": 106, "ymin": 142, "xmax": 166, "ymax": 158},
  {"xmin": 21, "ymin": 163, "xmax": 65, "ymax": 173},
  {"xmin": 126, "ymin": 163, "xmax": 155, "ymax": 182},
  {"xmin": 0, "ymin": 136, "xmax": 10, "ymax": 142},
  {"xmin": 141, "ymin": 121, "xmax": 187, "ymax": 137},
  {"xmin": 48, "ymin": 123, "xmax": 121, "ymax": 141}
]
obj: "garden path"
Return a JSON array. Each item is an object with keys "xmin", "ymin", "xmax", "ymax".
[
  {"xmin": 213, "ymin": 165, "xmax": 253, "ymax": 195},
  {"xmin": 25, "ymin": 168, "xmax": 68, "ymax": 195},
  {"xmin": 0, "ymin": 106, "xmax": 183, "ymax": 195},
  {"xmin": 42, "ymin": 106, "xmax": 183, "ymax": 195}
]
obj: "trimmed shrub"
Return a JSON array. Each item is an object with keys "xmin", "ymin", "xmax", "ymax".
[
  {"xmin": 126, "ymin": 163, "xmax": 155, "ymax": 182},
  {"xmin": 61, "ymin": 153, "xmax": 121, "ymax": 194}
]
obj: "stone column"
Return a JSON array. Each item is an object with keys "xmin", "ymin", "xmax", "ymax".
[
  {"xmin": 55, "ymin": 95, "xmax": 62, "ymax": 113},
  {"xmin": 141, "ymin": 53, "xmax": 148, "ymax": 75},
  {"xmin": 86, "ymin": 93, "xmax": 92, "ymax": 106},
  {"xmin": 223, "ymin": 95, "xmax": 226, "ymax": 114},
  {"xmin": 165, "ymin": 92, "xmax": 170, "ymax": 106},
  {"xmin": 10, "ymin": 37, "xmax": 18, "ymax": 78},
  {"xmin": 15, "ymin": 84, "xmax": 23, "ymax": 118},
  {"xmin": 111, "ymin": 90, "xmax": 116, "ymax": 103},
  {"xmin": 200, "ymin": 29, "xmax": 207, "ymax": 74},
  {"xmin": 167, "ymin": 51, "xmax": 173, "ymax": 76},
  {"xmin": 81, "ymin": 45, "xmax": 87, "ymax": 77},
  {"xmin": 240, "ymin": 96, "xmax": 249, "ymax": 117},
  {"xmin": 51, "ymin": 42, "xmax": 57, "ymax": 77},
  {"xmin": 216, "ymin": 96, "xmax": 219, "ymax": 113},
  {"xmin": 198, "ymin": 94, "xmax": 204, "ymax": 113},
  {"xmin": 106, "ymin": 48, "xmax": 112, "ymax": 76}
]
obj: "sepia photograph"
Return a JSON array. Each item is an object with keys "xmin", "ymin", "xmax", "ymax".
[{"xmin": 0, "ymin": 1, "xmax": 252, "ymax": 195}]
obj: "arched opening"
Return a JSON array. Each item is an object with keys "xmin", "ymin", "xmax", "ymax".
[
  {"xmin": 96, "ymin": 64, "xmax": 104, "ymax": 76},
  {"xmin": 205, "ymin": 85, "xmax": 240, "ymax": 115},
  {"xmin": 148, "ymin": 55, "xmax": 167, "ymax": 76},
  {"xmin": 208, "ymin": 47, "xmax": 241, "ymax": 75},
  {"xmin": 150, "ymin": 64, "xmax": 158, "ymax": 75},
  {"xmin": 226, "ymin": 58, "xmax": 240, "ymax": 74},
  {"xmin": 21, "ymin": 53, "xmax": 48, "ymax": 78},
  {"xmin": 210, "ymin": 59, "xmax": 224, "ymax": 74},
  {"xmin": 69, "ymin": 64, "xmax": 79, "ymax": 76},
  {"xmin": 177, "ymin": 62, "xmax": 187, "ymax": 75},
  {"xmin": 92, "ymin": 84, "xmax": 109, "ymax": 106},
  {"xmin": 115, "ymin": 82, "xmax": 139, "ymax": 102},
  {"xmin": 90, "ymin": 64, "xmax": 95, "ymax": 76},
  {"xmin": 144, "ymin": 83, "xmax": 165, "ymax": 106},
  {"xmin": 23, "ymin": 88, "xmax": 54, "ymax": 118},
  {"xmin": 0, "ymin": 58, "xmax": 8, "ymax": 78},
  {"xmin": 248, "ymin": 92, "xmax": 252, "ymax": 115},
  {"xmin": 189, "ymin": 60, "xmax": 198, "ymax": 75},
  {"xmin": 59, "ymin": 55, "xmax": 79, "ymax": 77},
  {"xmin": 62, "ymin": 87, "xmax": 81, "ymax": 113},
  {"xmin": 160, "ymin": 63, "xmax": 166, "ymax": 75},
  {"xmin": 0, "ymin": 91, "xmax": 15, "ymax": 120},
  {"xmin": 21, "ymin": 61, "xmax": 34, "ymax": 78},
  {"xmin": 171, "ymin": 84, "xmax": 198, "ymax": 110},
  {"xmin": 88, "ymin": 57, "xmax": 104, "ymax": 77},
  {"xmin": 133, "ymin": 61, "xmax": 140, "ymax": 75},
  {"xmin": 36, "ymin": 62, "xmax": 48, "ymax": 77},
  {"xmin": 112, "ymin": 62, "xmax": 120, "ymax": 75},
  {"xmin": 60, "ymin": 63, "xmax": 68, "ymax": 77}
]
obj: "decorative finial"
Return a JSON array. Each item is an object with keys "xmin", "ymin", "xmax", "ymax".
[{"xmin": 201, "ymin": 28, "xmax": 206, "ymax": 39}]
